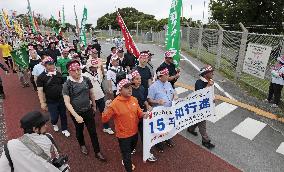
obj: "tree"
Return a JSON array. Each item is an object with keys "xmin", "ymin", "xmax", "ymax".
[
  {"xmin": 209, "ymin": 0, "xmax": 284, "ymax": 33},
  {"xmin": 96, "ymin": 7, "xmax": 158, "ymax": 31}
]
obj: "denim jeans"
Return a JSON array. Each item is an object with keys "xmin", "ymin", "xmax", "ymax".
[{"xmin": 47, "ymin": 99, "xmax": 68, "ymax": 130}]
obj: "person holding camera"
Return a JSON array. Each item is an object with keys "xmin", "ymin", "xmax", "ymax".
[{"xmin": 0, "ymin": 111, "xmax": 70, "ymax": 172}]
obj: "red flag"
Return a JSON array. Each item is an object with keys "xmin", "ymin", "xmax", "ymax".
[{"xmin": 116, "ymin": 12, "xmax": 140, "ymax": 58}]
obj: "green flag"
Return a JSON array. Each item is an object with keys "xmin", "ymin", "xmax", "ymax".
[
  {"xmin": 166, "ymin": 0, "xmax": 182, "ymax": 67},
  {"xmin": 80, "ymin": 7, "xmax": 87, "ymax": 47},
  {"xmin": 27, "ymin": 0, "xmax": 37, "ymax": 34},
  {"xmin": 51, "ymin": 15, "xmax": 59, "ymax": 35},
  {"xmin": 11, "ymin": 47, "xmax": 29, "ymax": 69}
]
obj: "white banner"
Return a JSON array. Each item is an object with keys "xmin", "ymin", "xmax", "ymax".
[
  {"xmin": 143, "ymin": 86, "xmax": 215, "ymax": 161},
  {"xmin": 243, "ymin": 43, "xmax": 272, "ymax": 79}
]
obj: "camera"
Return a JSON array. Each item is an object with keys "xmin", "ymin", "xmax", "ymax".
[{"xmin": 52, "ymin": 155, "xmax": 69, "ymax": 169}]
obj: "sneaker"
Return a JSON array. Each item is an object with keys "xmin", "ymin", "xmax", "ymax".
[
  {"xmin": 0, "ymin": 94, "xmax": 5, "ymax": 99},
  {"xmin": 103, "ymin": 128, "xmax": 114, "ymax": 135},
  {"xmin": 80, "ymin": 145, "xmax": 88, "ymax": 155},
  {"xmin": 202, "ymin": 141, "xmax": 215, "ymax": 149},
  {"xmin": 165, "ymin": 140, "xmax": 174, "ymax": 148},
  {"xmin": 62, "ymin": 130, "xmax": 70, "ymax": 137},
  {"xmin": 271, "ymin": 104, "xmax": 278, "ymax": 108},
  {"xmin": 13, "ymin": 70, "xmax": 17, "ymax": 73},
  {"xmin": 156, "ymin": 144, "xmax": 164, "ymax": 153},
  {"xmin": 53, "ymin": 125, "xmax": 59, "ymax": 132},
  {"xmin": 131, "ymin": 149, "xmax": 136, "ymax": 155},
  {"xmin": 147, "ymin": 153, "xmax": 157, "ymax": 162}
]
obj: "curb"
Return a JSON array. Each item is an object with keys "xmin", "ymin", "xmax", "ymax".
[{"xmin": 175, "ymin": 82, "xmax": 284, "ymax": 123}]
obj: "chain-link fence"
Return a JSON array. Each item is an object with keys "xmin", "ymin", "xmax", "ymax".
[
  {"xmin": 72, "ymin": 26, "xmax": 284, "ymax": 99},
  {"xmin": 135, "ymin": 26, "xmax": 284, "ymax": 100}
]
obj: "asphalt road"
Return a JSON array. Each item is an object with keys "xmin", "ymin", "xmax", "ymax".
[{"xmin": 100, "ymin": 40, "xmax": 284, "ymax": 172}]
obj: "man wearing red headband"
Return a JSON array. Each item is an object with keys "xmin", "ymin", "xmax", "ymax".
[
  {"xmin": 148, "ymin": 66, "xmax": 178, "ymax": 153},
  {"xmin": 36, "ymin": 57, "xmax": 70, "ymax": 137},
  {"xmin": 129, "ymin": 70, "xmax": 157, "ymax": 162},
  {"xmin": 102, "ymin": 78, "xmax": 149, "ymax": 172},
  {"xmin": 62, "ymin": 60, "xmax": 106, "ymax": 161},
  {"xmin": 133, "ymin": 51, "xmax": 153, "ymax": 97},
  {"xmin": 159, "ymin": 50, "xmax": 180, "ymax": 88},
  {"xmin": 87, "ymin": 48, "xmax": 105, "ymax": 78},
  {"xmin": 56, "ymin": 48, "xmax": 71, "ymax": 82},
  {"xmin": 46, "ymin": 41, "xmax": 61, "ymax": 64}
]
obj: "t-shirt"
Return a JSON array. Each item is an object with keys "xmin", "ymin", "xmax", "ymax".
[
  {"xmin": 195, "ymin": 79, "xmax": 208, "ymax": 91},
  {"xmin": 124, "ymin": 53, "xmax": 138, "ymax": 69},
  {"xmin": 159, "ymin": 62, "xmax": 177, "ymax": 87},
  {"xmin": 36, "ymin": 49, "xmax": 46, "ymax": 58},
  {"xmin": 32, "ymin": 63, "xmax": 45, "ymax": 77},
  {"xmin": 29, "ymin": 59, "xmax": 41, "ymax": 72},
  {"xmin": 56, "ymin": 57, "xmax": 71, "ymax": 77},
  {"xmin": 36, "ymin": 72, "xmax": 64, "ymax": 103},
  {"xmin": 0, "ymin": 43, "xmax": 12, "ymax": 57},
  {"xmin": 132, "ymin": 86, "xmax": 146, "ymax": 110},
  {"xmin": 134, "ymin": 66, "xmax": 152, "ymax": 90},
  {"xmin": 62, "ymin": 76, "xmax": 93, "ymax": 113}
]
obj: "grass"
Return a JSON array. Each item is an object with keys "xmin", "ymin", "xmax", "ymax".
[{"xmin": 181, "ymin": 46, "xmax": 284, "ymax": 116}]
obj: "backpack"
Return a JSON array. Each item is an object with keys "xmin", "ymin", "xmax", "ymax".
[
  {"xmin": 65, "ymin": 76, "xmax": 89, "ymax": 99},
  {"xmin": 116, "ymin": 71, "xmax": 127, "ymax": 86},
  {"xmin": 109, "ymin": 67, "xmax": 126, "ymax": 86}
]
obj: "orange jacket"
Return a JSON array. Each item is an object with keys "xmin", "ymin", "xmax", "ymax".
[{"xmin": 102, "ymin": 95, "xmax": 143, "ymax": 138}]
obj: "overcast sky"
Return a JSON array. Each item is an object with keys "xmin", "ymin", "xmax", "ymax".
[{"xmin": 0, "ymin": 0, "xmax": 210, "ymax": 26}]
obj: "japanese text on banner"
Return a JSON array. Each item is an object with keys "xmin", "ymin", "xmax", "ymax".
[{"xmin": 143, "ymin": 86, "xmax": 215, "ymax": 161}]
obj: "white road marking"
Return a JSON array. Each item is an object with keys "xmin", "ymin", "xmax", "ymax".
[
  {"xmin": 232, "ymin": 117, "xmax": 267, "ymax": 140},
  {"xmin": 207, "ymin": 102, "xmax": 238, "ymax": 123},
  {"xmin": 180, "ymin": 53, "xmax": 235, "ymax": 100},
  {"xmin": 276, "ymin": 142, "xmax": 284, "ymax": 155},
  {"xmin": 175, "ymin": 87, "xmax": 189, "ymax": 95}
]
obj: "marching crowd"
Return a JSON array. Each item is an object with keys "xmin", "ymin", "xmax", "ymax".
[
  {"xmin": 0, "ymin": 30, "xmax": 216, "ymax": 172},
  {"xmin": 0, "ymin": 27, "xmax": 283, "ymax": 172}
]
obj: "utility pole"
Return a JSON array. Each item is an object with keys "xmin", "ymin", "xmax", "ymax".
[
  {"xmin": 109, "ymin": 25, "xmax": 112, "ymax": 36},
  {"xmin": 73, "ymin": 5, "xmax": 80, "ymax": 39},
  {"xmin": 134, "ymin": 21, "xmax": 140, "ymax": 37}
]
